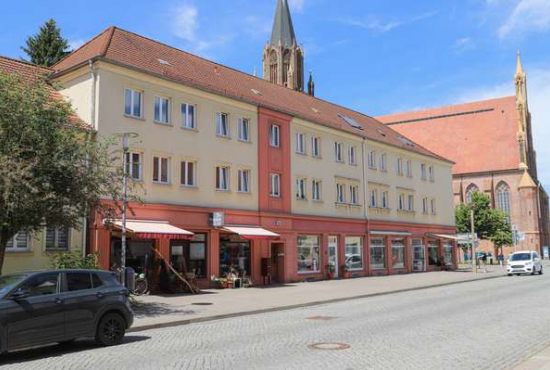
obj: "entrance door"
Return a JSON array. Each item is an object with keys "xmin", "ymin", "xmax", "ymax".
[
  {"xmin": 328, "ymin": 236, "xmax": 339, "ymax": 278},
  {"xmin": 271, "ymin": 243, "xmax": 285, "ymax": 284},
  {"xmin": 412, "ymin": 238, "xmax": 425, "ymax": 272}
]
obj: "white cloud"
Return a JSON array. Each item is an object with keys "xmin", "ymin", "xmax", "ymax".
[
  {"xmin": 288, "ymin": 0, "xmax": 306, "ymax": 13},
  {"xmin": 498, "ymin": 0, "xmax": 550, "ymax": 39},
  {"xmin": 68, "ymin": 39, "xmax": 85, "ymax": 51},
  {"xmin": 453, "ymin": 68, "xmax": 550, "ymax": 187},
  {"xmin": 452, "ymin": 37, "xmax": 475, "ymax": 53},
  {"xmin": 338, "ymin": 11, "xmax": 437, "ymax": 34}
]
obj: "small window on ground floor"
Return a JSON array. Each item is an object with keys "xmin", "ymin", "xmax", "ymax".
[
  {"xmin": 345, "ymin": 237, "xmax": 363, "ymax": 270},
  {"xmin": 297, "ymin": 235, "xmax": 320, "ymax": 273},
  {"xmin": 171, "ymin": 233, "xmax": 207, "ymax": 278},
  {"xmin": 443, "ymin": 242, "xmax": 453, "ymax": 266}
]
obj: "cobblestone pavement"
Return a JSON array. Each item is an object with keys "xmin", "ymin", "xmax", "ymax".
[{"xmin": 2, "ymin": 273, "xmax": 550, "ymax": 370}]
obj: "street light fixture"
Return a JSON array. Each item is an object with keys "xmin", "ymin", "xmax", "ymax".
[{"xmin": 470, "ymin": 205, "xmax": 477, "ymax": 274}]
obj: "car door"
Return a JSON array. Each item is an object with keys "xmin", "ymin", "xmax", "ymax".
[
  {"xmin": 7, "ymin": 272, "xmax": 65, "ymax": 350},
  {"xmin": 62, "ymin": 272, "xmax": 104, "ymax": 338}
]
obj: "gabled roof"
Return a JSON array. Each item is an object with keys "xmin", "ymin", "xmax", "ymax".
[
  {"xmin": 0, "ymin": 55, "xmax": 89, "ymax": 129},
  {"xmin": 376, "ymin": 96, "xmax": 520, "ymax": 175},
  {"xmin": 51, "ymin": 26, "xmax": 451, "ymax": 163},
  {"xmin": 270, "ymin": 0, "xmax": 297, "ymax": 48}
]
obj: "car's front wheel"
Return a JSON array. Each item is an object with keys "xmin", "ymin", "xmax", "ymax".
[
  {"xmin": 95, "ymin": 313, "xmax": 126, "ymax": 347},
  {"xmin": 539, "ymin": 267, "xmax": 544, "ymax": 275}
]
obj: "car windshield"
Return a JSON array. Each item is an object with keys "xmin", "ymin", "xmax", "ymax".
[
  {"xmin": 509, "ymin": 253, "xmax": 532, "ymax": 261},
  {"xmin": 0, "ymin": 274, "xmax": 28, "ymax": 297}
]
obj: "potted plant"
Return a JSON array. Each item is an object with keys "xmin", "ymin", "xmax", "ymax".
[
  {"xmin": 326, "ymin": 264, "xmax": 336, "ymax": 279},
  {"xmin": 341, "ymin": 262, "xmax": 352, "ymax": 279}
]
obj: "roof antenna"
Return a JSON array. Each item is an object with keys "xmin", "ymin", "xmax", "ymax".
[{"xmin": 253, "ymin": 65, "xmax": 257, "ymax": 77}]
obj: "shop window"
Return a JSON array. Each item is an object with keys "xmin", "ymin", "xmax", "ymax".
[
  {"xmin": 443, "ymin": 242, "xmax": 453, "ymax": 266},
  {"xmin": 297, "ymin": 235, "xmax": 320, "ymax": 273},
  {"xmin": 428, "ymin": 241, "xmax": 439, "ymax": 266},
  {"xmin": 391, "ymin": 238, "xmax": 405, "ymax": 268},
  {"xmin": 370, "ymin": 238, "xmax": 386, "ymax": 269},
  {"xmin": 219, "ymin": 236, "xmax": 250, "ymax": 278},
  {"xmin": 345, "ymin": 237, "xmax": 363, "ymax": 270},
  {"xmin": 171, "ymin": 233, "xmax": 207, "ymax": 278}
]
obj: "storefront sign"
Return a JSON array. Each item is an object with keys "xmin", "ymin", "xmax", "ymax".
[{"xmin": 210, "ymin": 212, "xmax": 225, "ymax": 227}]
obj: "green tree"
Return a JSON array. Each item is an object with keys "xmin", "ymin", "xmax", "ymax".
[
  {"xmin": 22, "ymin": 19, "xmax": 70, "ymax": 67},
  {"xmin": 0, "ymin": 71, "xmax": 125, "ymax": 274},
  {"xmin": 455, "ymin": 191, "xmax": 513, "ymax": 253}
]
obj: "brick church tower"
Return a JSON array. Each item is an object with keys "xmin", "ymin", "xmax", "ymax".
[{"xmin": 263, "ymin": 0, "xmax": 305, "ymax": 92}]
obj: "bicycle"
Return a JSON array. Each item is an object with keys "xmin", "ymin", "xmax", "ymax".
[{"xmin": 132, "ymin": 272, "xmax": 149, "ymax": 296}]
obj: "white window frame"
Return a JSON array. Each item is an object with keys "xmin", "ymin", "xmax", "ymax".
[
  {"xmin": 269, "ymin": 124, "xmax": 280, "ymax": 147},
  {"xmin": 407, "ymin": 194, "xmax": 414, "ymax": 212},
  {"xmin": 379, "ymin": 153, "xmax": 387, "ymax": 172},
  {"xmin": 334, "ymin": 142, "xmax": 343, "ymax": 162},
  {"xmin": 45, "ymin": 227, "xmax": 70, "ymax": 252},
  {"xmin": 216, "ymin": 112, "xmax": 230, "ymax": 137},
  {"xmin": 180, "ymin": 161, "xmax": 196, "ymax": 187},
  {"xmin": 429, "ymin": 166, "xmax": 435, "ymax": 182},
  {"xmin": 153, "ymin": 156, "xmax": 170, "ymax": 184},
  {"xmin": 421, "ymin": 164, "xmax": 427, "ymax": 180},
  {"xmin": 422, "ymin": 197, "xmax": 428, "ymax": 214},
  {"xmin": 397, "ymin": 158, "xmax": 403, "ymax": 176},
  {"xmin": 181, "ymin": 103, "xmax": 196, "ymax": 130},
  {"xmin": 124, "ymin": 88, "xmax": 143, "ymax": 118},
  {"xmin": 154, "ymin": 96, "xmax": 170, "ymax": 124},
  {"xmin": 270, "ymin": 173, "xmax": 281, "ymax": 197},
  {"xmin": 6, "ymin": 232, "xmax": 30, "ymax": 252},
  {"xmin": 382, "ymin": 191, "xmax": 389, "ymax": 209},
  {"xmin": 431, "ymin": 199, "xmax": 437, "ymax": 214},
  {"xmin": 238, "ymin": 118, "xmax": 250, "ymax": 142},
  {"xmin": 124, "ymin": 152, "xmax": 143, "ymax": 181},
  {"xmin": 398, "ymin": 193, "xmax": 405, "ymax": 210},
  {"xmin": 311, "ymin": 136, "xmax": 321, "ymax": 157},
  {"xmin": 349, "ymin": 146, "xmax": 357, "ymax": 165},
  {"xmin": 370, "ymin": 189, "xmax": 378, "ymax": 208},
  {"xmin": 296, "ymin": 133, "xmax": 306, "ymax": 154},
  {"xmin": 216, "ymin": 166, "xmax": 230, "ymax": 191},
  {"xmin": 336, "ymin": 183, "xmax": 346, "ymax": 203},
  {"xmin": 296, "ymin": 178, "xmax": 307, "ymax": 200},
  {"xmin": 406, "ymin": 160, "xmax": 412, "ymax": 178},
  {"xmin": 312, "ymin": 180, "xmax": 322, "ymax": 201},
  {"xmin": 350, "ymin": 185, "xmax": 359, "ymax": 205},
  {"xmin": 238, "ymin": 169, "xmax": 251, "ymax": 193},
  {"xmin": 368, "ymin": 150, "xmax": 377, "ymax": 169}
]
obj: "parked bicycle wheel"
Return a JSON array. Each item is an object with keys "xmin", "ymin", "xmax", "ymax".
[{"xmin": 133, "ymin": 278, "xmax": 149, "ymax": 296}]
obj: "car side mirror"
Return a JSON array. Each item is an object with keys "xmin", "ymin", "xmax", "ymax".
[{"xmin": 11, "ymin": 289, "xmax": 29, "ymax": 300}]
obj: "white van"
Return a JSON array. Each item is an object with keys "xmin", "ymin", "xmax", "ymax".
[{"xmin": 507, "ymin": 251, "xmax": 543, "ymax": 276}]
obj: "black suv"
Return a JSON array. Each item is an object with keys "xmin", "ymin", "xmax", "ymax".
[{"xmin": 0, "ymin": 269, "xmax": 133, "ymax": 353}]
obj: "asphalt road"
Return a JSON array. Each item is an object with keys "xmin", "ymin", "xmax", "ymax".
[{"xmin": 1, "ymin": 271, "xmax": 550, "ymax": 370}]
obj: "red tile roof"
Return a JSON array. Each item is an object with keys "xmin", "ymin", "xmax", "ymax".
[
  {"xmin": 52, "ymin": 26, "xmax": 451, "ymax": 163},
  {"xmin": 376, "ymin": 96, "xmax": 520, "ymax": 175},
  {"xmin": 0, "ymin": 55, "xmax": 89, "ymax": 129}
]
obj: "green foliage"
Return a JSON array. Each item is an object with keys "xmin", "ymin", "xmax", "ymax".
[
  {"xmin": 0, "ymin": 71, "xmax": 127, "ymax": 274},
  {"xmin": 455, "ymin": 191, "xmax": 513, "ymax": 249},
  {"xmin": 22, "ymin": 19, "xmax": 70, "ymax": 67},
  {"xmin": 50, "ymin": 251, "xmax": 101, "ymax": 270}
]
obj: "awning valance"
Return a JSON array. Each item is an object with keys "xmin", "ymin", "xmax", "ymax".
[
  {"xmin": 110, "ymin": 220, "xmax": 194, "ymax": 240},
  {"xmin": 370, "ymin": 230, "xmax": 412, "ymax": 236},
  {"xmin": 222, "ymin": 226, "xmax": 280, "ymax": 240},
  {"xmin": 426, "ymin": 233, "xmax": 467, "ymax": 242}
]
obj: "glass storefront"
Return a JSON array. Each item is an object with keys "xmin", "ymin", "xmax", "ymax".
[
  {"xmin": 443, "ymin": 242, "xmax": 453, "ymax": 266},
  {"xmin": 391, "ymin": 238, "xmax": 405, "ymax": 268},
  {"xmin": 110, "ymin": 239, "xmax": 154, "ymax": 274},
  {"xmin": 170, "ymin": 233, "xmax": 207, "ymax": 278},
  {"xmin": 412, "ymin": 238, "xmax": 425, "ymax": 272},
  {"xmin": 297, "ymin": 235, "xmax": 321, "ymax": 273},
  {"xmin": 345, "ymin": 237, "xmax": 363, "ymax": 270},
  {"xmin": 428, "ymin": 241, "xmax": 439, "ymax": 266},
  {"xmin": 370, "ymin": 238, "xmax": 386, "ymax": 269},
  {"xmin": 220, "ymin": 235, "xmax": 250, "ymax": 277}
]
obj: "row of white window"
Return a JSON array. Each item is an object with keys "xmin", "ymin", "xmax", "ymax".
[
  {"xmin": 368, "ymin": 190, "xmax": 436, "ymax": 214},
  {"xmin": 6, "ymin": 227, "xmax": 69, "ymax": 252},
  {"xmin": 367, "ymin": 150, "xmax": 435, "ymax": 181},
  {"xmin": 295, "ymin": 133, "xmax": 358, "ymax": 165}
]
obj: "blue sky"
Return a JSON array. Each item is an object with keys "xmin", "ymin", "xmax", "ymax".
[{"xmin": 2, "ymin": 0, "xmax": 550, "ymax": 186}]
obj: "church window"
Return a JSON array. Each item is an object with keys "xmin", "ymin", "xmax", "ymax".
[
  {"xmin": 269, "ymin": 50, "xmax": 278, "ymax": 83},
  {"xmin": 465, "ymin": 184, "xmax": 479, "ymax": 204},
  {"xmin": 496, "ymin": 182, "xmax": 511, "ymax": 222}
]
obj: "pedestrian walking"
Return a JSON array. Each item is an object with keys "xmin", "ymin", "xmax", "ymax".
[
  {"xmin": 498, "ymin": 253, "xmax": 505, "ymax": 269},
  {"xmin": 481, "ymin": 253, "xmax": 488, "ymax": 273}
]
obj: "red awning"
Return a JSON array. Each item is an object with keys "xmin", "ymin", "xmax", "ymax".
[
  {"xmin": 111, "ymin": 220, "xmax": 194, "ymax": 240},
  {"xmin": 222, "ymin": 226, "xmax": 280, "ymax": 240}
]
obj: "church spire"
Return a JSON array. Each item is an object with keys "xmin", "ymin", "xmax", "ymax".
[
  {"xmin": 270, "ymin": 0, "xmax": 297, "ymax": 48},
  {"xmin": 263, "ymin": 0, "xmax": 305, "ymax": 91},
  {"xmin": 516, "ymin": 50, "xmax": 524, "ymax": 76}
]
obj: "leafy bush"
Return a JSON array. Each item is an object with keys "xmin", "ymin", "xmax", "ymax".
[{"xmin": 50, "ymin": 251, "xmax": 101, "ymax": 270}]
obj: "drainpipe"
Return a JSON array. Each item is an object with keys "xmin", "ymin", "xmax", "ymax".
[
  {"xmin": 361, "ymin": 138, "xmax": 370, "ymax": 224},
  {"xmin": 88, "ymin": 60, "xmax": 97, "ymax": 130}
]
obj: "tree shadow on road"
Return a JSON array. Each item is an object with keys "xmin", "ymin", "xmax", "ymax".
[
  {"xmin": 132, "ymin": 301, "xmax": 197, "ymax": 318},
  {"xmin": 0, "ymin": 335, "xmax": 151, "ymax": 366}
]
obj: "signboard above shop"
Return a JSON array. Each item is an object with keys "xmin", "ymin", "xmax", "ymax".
[{"xmin": 210, "ymin": 212, "xmax": 225, "ymax": 227}]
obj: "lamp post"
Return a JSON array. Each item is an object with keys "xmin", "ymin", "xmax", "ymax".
[{"xmin": 470, "ymin": 207, "xmax": 477, "ymax": 274}]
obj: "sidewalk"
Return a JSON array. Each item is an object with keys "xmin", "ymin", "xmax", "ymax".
[
  {"xmin": 513, "ymin": 346, "xmax": 550, "ymax": 370},
  {"xmin": 130, "ymin": 265, "xmax": 505, "ymax": 332}
]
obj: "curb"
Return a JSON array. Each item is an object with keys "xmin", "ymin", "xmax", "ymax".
[{"xmin": 128, "ymin": 273, "xmax": 505, "ymax": 333}]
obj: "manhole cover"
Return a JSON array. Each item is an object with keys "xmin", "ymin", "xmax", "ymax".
[
  {"xmin": 307, "ymin": 316, "xmax": 338, "ymax": 321},
  {"xmin": 192, "ymin": 302, "xmax": 213, "ymax": 306},
  {"xmin": 308, "ymin": 342, "xmax": 351, "ymax": 351}
]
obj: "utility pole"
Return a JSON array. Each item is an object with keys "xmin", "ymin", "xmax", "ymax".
[{"xmin": 471, "ymin": 208, "xmax": 477, "ymax": 274}]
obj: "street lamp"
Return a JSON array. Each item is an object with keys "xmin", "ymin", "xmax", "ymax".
[
  {"xmin": 470, "ymin": 206, "xmax": 477, "ymax": 274},
  {"xmin": 119, "ymin": 132, "xmax": 138, "ymax": 287}
]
